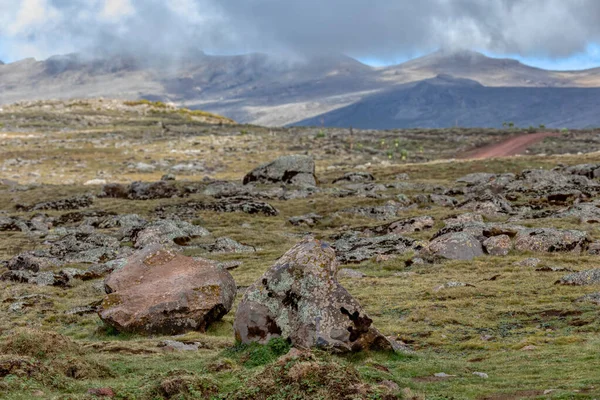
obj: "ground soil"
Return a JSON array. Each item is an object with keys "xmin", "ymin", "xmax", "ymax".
[{"xmin": 462, "ymin": 132, "xmax": 560, "ymax": 159}]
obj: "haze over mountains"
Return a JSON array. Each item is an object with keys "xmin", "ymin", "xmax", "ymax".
[{"xmin": 1, "ymin": 49, "xmax": 600, "ymax": 129}]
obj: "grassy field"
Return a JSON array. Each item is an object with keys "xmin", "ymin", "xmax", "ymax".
[{"xmin": 1, "ymin": 100, "xmax": 599, "ymax": 399}]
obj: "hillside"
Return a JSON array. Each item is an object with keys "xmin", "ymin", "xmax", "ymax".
[
  {"xmin": 1, "ymin": 50, "xmax": 600, "ymax": 127},
  {"xmin": 295, "ymin": 74, "xmax": 600, "ymax": 129}
]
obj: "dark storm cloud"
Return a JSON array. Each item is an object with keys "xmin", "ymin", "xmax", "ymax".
[{"xmin": 1, "ymin": 0, "xmax": 599, "ymax": 61}]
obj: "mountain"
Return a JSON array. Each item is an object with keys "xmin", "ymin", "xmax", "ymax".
[
  {"xmin": 295, "ymin": 74, "xmax": 600, "ymax": 129},
  {"xmin": 1, "ymin": 49, "xmax": 600, "ymax": 128}
]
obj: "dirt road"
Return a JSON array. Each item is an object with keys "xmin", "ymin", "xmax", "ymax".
[{"xmin": 461, "ymin": 132, "xmax": 560, "ymax": 159}]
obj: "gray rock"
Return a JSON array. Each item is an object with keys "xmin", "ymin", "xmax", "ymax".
[
  {"xmin": 456, "ymin": 173, "xmax": 497, "ymax": 186},
  {"xmin": 158, "ymin": 340, "xmax": 200, "ymax": 351},
  {"xmin": 342, "ymin": 200, "xmax": 405, "ymax": 220},
  {"xmin": 233, "ymin": 238, "xmax": 394, "ymax": 352},
  {"xmin": 200, "ymin": 237, "xmax": 256, "ymax": 254},
  {"xmin": 514, "ymin": 258, "xmax": 541, "ymax": 267},
  {"xmin": 428, "ymin": 232, "xmax": 484, "ymax": 261},
  {"xmin": 483, "ymin": 235, "xmax": 512, "ymax": 256},
  {"xmin": 359, "ymin": 216, "xmax": 434, "ymax": 236},
  {"xmin": 16, "ymin": 195, "xmax": 94, "ymax": 212},
  {"xmin": 338, "ymin": 268, "xmax": 366, "ymax": 279},
  {"xmin": 334, "ymin": 233, "xmax": 422, "ymax": 264},
  {"xmin": 243, "ymin": 155, "xmax": 317, "ymax": 187},
  {"xmin": 289, "ymin": 213, "xmax": 324, "ymax": 227},
  {"xmin": 429, "ymin": 194, "xmax": 458, "ymax": 207},
  {"xmin": 434, "ymin": 281, "xmax": 476, "ymax": 291},
  {"xmin": 133, "ymin": 219, "xmax": 210, "ymax": 249},
  {"xmin": 156, "ymin": 197, "xmax": 279, "ymax": 218},
  {"xmin": 332, "ymin": 172, "xmax": 374, "ymax": 184},
  {"xmin": 576, "ymin": 293, "xmax": 600, "ymax": 305},
  {"xmin": 514, "ymin": 228, "xmax": 589, "ymax": 253},
  {"xmin": 557, "ymin": 269, "xmax": 600, "ymax": 286}
]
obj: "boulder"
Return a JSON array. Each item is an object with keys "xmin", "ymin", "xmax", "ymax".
[
  {"xmin": 156, "ymin": 197, "xmax": 279, "ymax": 218},
  {"xmin": 332, "ymin": 172, "xmax": 375, "ymax": 184},
  {"xmin": 233, "ymin": 238, "xmax": 394, "ymax": 352},
  {"xmin": 514, "ymin": 228, "xmax": 589, "ymax": 253},
  {"xmin": 359, "ymin": 216, "xmax": 434, "ymax": 236},
  {"xmin": 289, "ymin": 213, "xmax": 324, "ymax": 227},
  {"xmin": 557, "ymin": 269, "xmax": 600, "ymax": 286},
  {"xmin": 428, "ymin": 232, "xmax": 484, "ymax": 261},
  {"xmin": 16, "ymin": 195, "xmax": 94, "ymax": 212},
  {"xmin": 333, "ymin": 233, "xmax": 421, "ymax": 264},
  {"xmin": 483, "ymin": 235, "xmax": 512, "ymax": 256},
  {"xmin": 133, "ymin": 219, "xmax": 210, "ymax": 249},
  {"xmin": 99, "ymin": 245, "xmax": 236, "ymax": 334},
  {"xmin": 243, "ymin": 155, "xmax": 317, "ymax": 187}
]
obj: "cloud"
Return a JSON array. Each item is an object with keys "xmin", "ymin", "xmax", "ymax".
[{"xmin": 0, "ymin": 0, "xmax": 599, "ymax": 63}]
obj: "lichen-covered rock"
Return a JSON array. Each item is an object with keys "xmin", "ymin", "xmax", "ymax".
[
  {"xmin": 333, "ymin": 233, "xmax": 421, "ymax": 264},
  {"xmin": 200, "ymin": 237, "xmax": 256, "ymax": 254},
  {"xmin": 483, "ymin": 235, "xmax": 512, "ymax": 256},
  {"xmin": 359, "ymin": 216, "xmax": 434, "ymax": 236},
  {"xmin": 456, "ymin": 173, "xmax": 497, "ymax": 186},
  {"xmin": 99, "ymin": 245, "xmax": 236, "ymax": 334},
  {"xmin": 155, "ymin": 197, "xmax": 279, "ymax": 218},
  {"xmin": 514, "ymin": 228, "xmax": 589, "ymax": 253},
  {"xmin": 556, "ymin": 203, "xmax": 600, "ymax": 223},
  {"xmin": 233, "ymin": 239, "xmax": 394, "ymax": 352},
  {"xmin": 576, "ymin": 293, "xmax": 600, "ymax": 305},
  {"xmin": 427, "ymin": 232, "xmax": 484, "ymax": 260},
  {"xmin": 444, "ymin": 213, "xmax": 484, "ymax": 226},
  {"xmin": 289, "ymin": 213, "xmax": 324, "ymax": 227},
  {"xmin": 342, "ymin": 200, "xmax": 405, "ymax": 220},
  {"xmin": 332, "ymin": 172, "xmax": 375, "ymax": 184},
  {"xmin": 48, "ymin": 231, "xmax": 124, "ymax": 263},
  {"xmin": 133, "ymin": 219, "xmax": 210, "ymax": 249},
  {"xmin": 243, "ymin": 155, "xmax": 317, "ymax": 187},
  {"xmin": 6, "ymin": 252, "xmax": 59, "ymax": 272},
  {"xmin": 557, "ymin": 269, "xmax": 600, "ymax": 286},
  {"xmin": 458, "ymin": 190, "xmax": 513, "ymax": 215},
  {"xmin": 16, "ymin": 195, "xmax": 94, "ymax": 212}
]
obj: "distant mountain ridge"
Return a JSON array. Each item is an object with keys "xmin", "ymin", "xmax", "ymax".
[{"xmin": 1, "ymin": 49, "xmax": 600, "ymax": 128}]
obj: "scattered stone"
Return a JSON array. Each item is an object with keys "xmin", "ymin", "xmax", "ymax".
[
  {"xmin": 87, "ymin": 388, "xmax": 115, "ymax": 398},
  {"xmin": 444, "ymin": 213, "xmax": 484, "ymax": 226},
  {"xmin": 158, "ymin": 340, "xmax": 200, "ymax": 352},
  {"xmin": 289, "ymin": 213, "xmax": 324, "ymax": 227},
  {"xmin": 84, "ymin": 179, "xmax": 107, "ymax": 186},
  {"xmin": 395, "ymin": 173, "xmax": 410, "ymax": 180},
  {"xmin": 243, "ymin": 155, "xmax": 317, "ymax": 187},
  {"xmin": 434, "ymin": 372, "xmax": 456, "ymax": 378},
  {"xmin": 434, "ymin": 281, "xmax": 476, "ymax": 292},
  {"xmin": 514, "ymin": 228, "xmax": 589, "ymax": 253},
  {"xmin": 338, "ymin": 268, "xmax": 366, "ymax": 279},
  {"xmin": 359, "ymin": 216, "xmax": 434, "ymax": 236},
  {"xmin": 473, "ymin": 372, "xmax": 489, "ymax": 379},
  {"xmin": 429, "ymin": 194, "xmax": 458, "ymax": 207},
  {"xmin": 576, "ymin": 293, "xmax": 600, "ymax": 305},
  {"xmin": 200, "ymin": 237, "xmax": 256, "ymax": 254},
  {"xmin": 128, "ymin": 181, "xmax": 179, "ymax": 200},
  {"xmin": 156, "ymin": 197, "xmax": 279, "ymax": 218},
  {"xmin": 427, "ymin": 232, "xmax": 484, "ymax": 261},
  {"xmin": 557, "ymin": 269, "xmax": 600, "ymax": 286},
  {"xmin": 133, "ymin": 219, "xmax": 210, "ymax": 248},
  {"xmin": 234, "ymin": 238, "xmax": 395, "ymax": 352},
  {"xmin": 99, "ymin": 245, "xmax": 236, "ymax": 334},
  {"xmin": 535, "ymin": 266, "xmax": 575, "ymax": 272},
  {"xmin": 521, "ymin": 345, "xmax": 537, "ymax": 351},
  {"xmin": 342, "ymin": 200, "xmax": 406, "ymax": 220},
  {"xmin": 333, "ymin": 233, "xmax": 421, "ymax": 264},
  {"xmin": 483, "ymin": 234, "xmax": 512, "ymax": 256},
  {"xmin": 161, "ymin": 174, "xmax": 176, "ymax": 181},
  {"xmin": 514, "ymin": 258, "xmax": 541, "ymax": 267},
  {"xmin": 456, "ymin": 173, "xmax": 497, "ymax": 186},
  {"xmin": 6, "ymin": 252, "xmax": 58, "ymax": 272},
  {"xmin": 332, "ymin": 172, "xmax": 374, "ymax": 184},
  {"xmin": 16, "ymin": 195, "xmax": 94, "ymax": 212}
]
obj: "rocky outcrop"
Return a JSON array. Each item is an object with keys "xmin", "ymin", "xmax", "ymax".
[
  {"xmin": 99, "ymin": 245, "xmax": 236, "ymax": 334},
  {"xmin": 233, "ymin": 239, "xmax": 394, "ymax": 352},
  {"xmin": 427, "ymin": 232, "xmax": 484, "ymax": 261},
  {"xmin": 359, "ymin": 216, "xmax": 434, "ymax": 236},
  {"xmin": 333, "ymin": 233, "xmax": 422, "ymax": 264},
  {"xmin": 16, "ymin": 195, "xmax": 94, "ymax": 212},
  {"xmin": 132, "ymin": 219, "xmax": 210, "ymax": 248},
  {"xmin": 332, "ymin": 172, "xmax": 375, "ymax": 184},
  {"xmin": 514, "ymin": 228, "xmax": 589, "ymax": 253},
  {"xmin": 243, "ymin": 155, "xmax": 317, "ymax": 187}
]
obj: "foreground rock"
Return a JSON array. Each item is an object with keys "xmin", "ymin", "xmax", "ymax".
[
  {"xmin": 243, "ymin": 155, "xmax": 317, "ymax": 186},
  {"xmin": 99, "ymin": 245, "xmax": 236, "ymax": 335},
  {"xmin": 234, "ymin": 238, "xmax": 394, "ymax": 352},
  {"xmin": 427, "ymin": 232, "xmax": 484, "ymax": 261}
]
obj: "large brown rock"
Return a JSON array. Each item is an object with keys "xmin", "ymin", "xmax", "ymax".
[
  {"xmin": 233, "ymin": 238, "xmax": 394, "ymax": 352},
  {"xmin": 99, "ymin": 245, "xmax": 236, "ymax": 335}
]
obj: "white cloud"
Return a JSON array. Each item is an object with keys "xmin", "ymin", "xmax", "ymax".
[{"xmin": 100, "ymin": 0, "xmax": 135, "ymax": 21}]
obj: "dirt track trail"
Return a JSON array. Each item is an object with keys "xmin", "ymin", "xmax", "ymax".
[{"xmin": 462, "ymin": 132, "xmax": 560, "ymax": 159}]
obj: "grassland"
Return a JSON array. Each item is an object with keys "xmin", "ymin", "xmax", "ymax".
[{"xmin": 1, "ymin": 100, "xmax": 599, "ymax": 399}]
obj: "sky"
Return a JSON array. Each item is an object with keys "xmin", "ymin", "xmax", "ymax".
[{"xmin": 1, "ymin": 0, "xmax": 600, "ymax": 71}]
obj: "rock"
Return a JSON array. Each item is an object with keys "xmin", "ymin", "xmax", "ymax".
[
  {"xmin": 427, "ymin": 232, "xmax": 484, "ymax": 261},
  {"xmin": 456, "ymin": 173, "xmax": 497, "ymax": 186},
  {"xmin": 84, "ymin": 179, "xmax": 107, "ymax": 186},
  {"xmin": 434, "ymin": 372, "xmax": 456, "ymax": 378},
  {"xmin": 160, "ymin": 173, "xmax": 176, "ymax": 181},
  {"xmin": 556, "ymin": 203, "xmax": 600, "ymax": 223},
  {"xmin": 332, "ymin": 172, "xmax": 374, "ymax": 184},
  {"xmin": 158, "ymin": 340, "xmax": 200, "ymax": 352},
  {"xmin": 514, "ymin": 228, "xmax": 589, "ymax": 253},
  {"xmin": 557, "ymin": 269, "xmax": 600, "ymax": 286},
  {"xmin": 233, "ymin": 238, "xmax": 394, "ymax": 352},
  {"xmin": 458, "ymin": 189, "xmax": 513, "ymax": 215},
  {"xmin": 243, "ymin": 155, "xmax": 317, "ymax": 187},
  {"xmin": 48, "ymin": 231, "xmax": 123, "ymax": 263},
  {"xmin": 156, "ymin": 197, "xmax": 279, "ymax": 218},
  {"xmin": 6, "ymin": 253, "xmax": 57, "ymax": 272},
  {"xmin": 87, "ymin": 388, "xmax": 115, "ymax": 398},
  {"xmin": 589, "ymin": 242, "xmax": 600, "ymax": 255},
  {"xmin": 333, "ymin": 233, "xmax": 422, "ymax": 264},
  {"xmin": 521, "ymin": 345, "xmax": 537, "ymax": 351},
  {"xmin": 359, "ymin": 216, "xmax": 434, "ymax": 236},
  {"xmin": 379, "ymin": 380, "xmax": 400, "ymax": 393},
  {"xmin": 133, "ymin": 219, "xmax": 210, "ymax": 249},
  {"xmin": 395, "ymin": 173, "xmax": 410, "ymax": 180},
  {"xmin": 535, "ymin": 266, "xmax": 574, "ymax": 272},
  {"xmin": 483, "ymin": 235, "xmax": 512, "ymax": 256},
  {"xmin": 99, "ymin": 245, "xmax": 236, "ymax": 334},
  {"xmin": 576, "ymin": 293, "xmax": 600, "ymax": 305},
  {"xmin": 429, "ymin": 194, "xmax": 458, "ymax": 207},
  {"xmin": 444, "ymin": 213, "xmax": 484, "ymax": 226},
  {"xmin": 338, "ymin": 268, "xmax": 366, "ymax": 279},
  {"xmin": 289, "ymin": 213, "xmax": 324, "ymax": 227},
  {"xmin": 200, "ymin": 237, "xmax": 256, "ymax": 254},
  {"xmin": 1, "ymin": 270, "xmax": 69, "ymax": 287},
  {"xmin": 16, "ymin": 195, "xmax": 94, "ymax": 212},
  {"xmin": 128, "ymin": 181, "xmax": 179, "ymax": 200},
  {"xmin": 473, "ymin": 372, "xmax": 489, "ymax": 379},
  {"xmin": 514, "ymin": 257, "xmax": 541, "ymax": 267}
]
